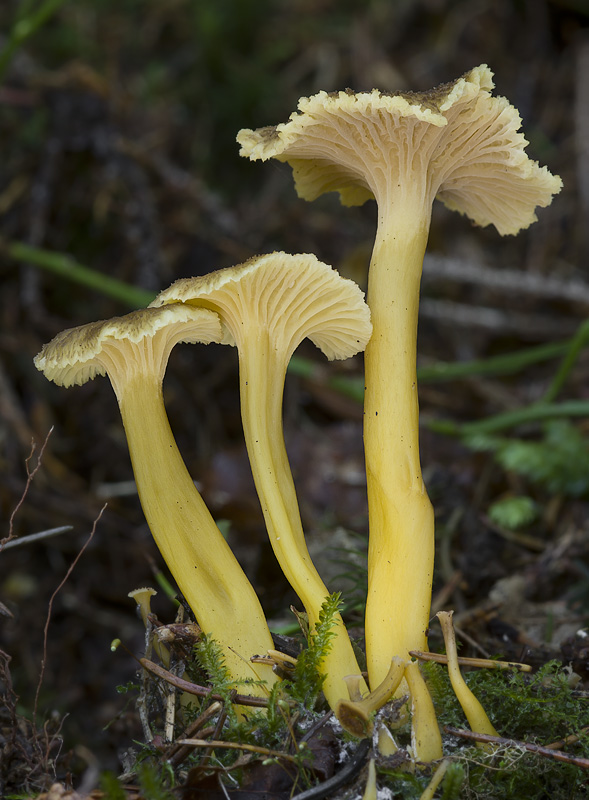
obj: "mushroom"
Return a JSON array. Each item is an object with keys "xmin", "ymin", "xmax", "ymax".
[
  {"xmin": 404, "ymin": 660, "xmax": 443, "ymax": 762},
  {"xmin": 128, "ymin": 586, "xmax": 169, "ymax": 666},
  {"xmin": 34, "ymin": 305, "xmax": 276, "ymax": 694},
  {"xmin": 335, "ymin": 656, "xmax": 405, "ymax": 738},
  {"xmin": 149, "ymin": 251, "xmax": 372, "ymax": 709},
  {"xmin": 437, "ymin": 611, "xmax": 497, "ymax": 741},
  {"xmin": 128, "ymin": 586, "xmax": 158, "ymax": 629},
  {"xmin": 237, "ymin": 65, "xmax": 562, "ymax": 689}
]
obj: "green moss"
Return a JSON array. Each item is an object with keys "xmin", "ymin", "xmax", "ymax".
[
  {"xmin": 163, "ymin": 595, "xmax": 344, "ymax": 791},
  {"xmin": 379, "ymin": 660, "xmax": 589, "ymax": 799},
  {"xmin": 466, "ymin": 660, "xmax": 589, "ymax": 742},
  {"xmin": 440, "ymin": 762, "xmax": 466, "ymax": 800},
  {"xmin": 282, "ymin": 592, "xmax": 341, "ymax": 709},
  {"xmin": 135, "ymin": 762, "xmax": 176, "ymax": 800}
]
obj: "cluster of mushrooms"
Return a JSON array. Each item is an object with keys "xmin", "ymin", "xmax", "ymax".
[{"xmin": 35, "ymin": 65, "xmax": 562, "ymax": 760}]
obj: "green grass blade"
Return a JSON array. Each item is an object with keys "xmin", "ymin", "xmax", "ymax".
[{"xmin": 5, "ymin": 240, "xmax": 156, "ymax": 308}]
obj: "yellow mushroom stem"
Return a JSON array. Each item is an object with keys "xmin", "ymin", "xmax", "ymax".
[
  {"xmin": 343, "ymin": 673, "xmax": 366, "ymax": 703},
  {"xmin": 404, "ymin": 660, "xmax": 443, "ymax": 762},
  {"xmin": 239, "ymin": 335, "xmax": 368, "ymax": 708},
  {"xmin": 436, "ymin": 611, "xmax": 498, "ymax": 740},
  {"xmin": 336, "ymin": 657, "xmax": 405, "ymax": 738},
  {"xmin": 419, "ymin": 760, "xmax": 450, "ymax": 800},
  {"xmin": 118, "ymin": 371, "xmax": 276, "ymax": 691},
  {"xmin": 363, "ymin": 759, "xmax": 377, "ymax": 800},
  {"xmin": 364, "ymin": 204, "xmax": 435, "ymax": 690}
]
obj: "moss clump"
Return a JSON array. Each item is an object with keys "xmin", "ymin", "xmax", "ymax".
[{"xmin": 379, "ymin": 660, "xmax": 589, "ymax": 799}]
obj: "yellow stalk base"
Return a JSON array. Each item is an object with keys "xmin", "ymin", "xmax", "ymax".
[
  {"xmin": 238, "ymin": 339, "xmax": 367, "ymax": 709},
  {"xmin": 364, "ymin": 205, "xmax": 435, "ymax": 689},
  {"xmin": 119, "ymin": 375, "xmax": 276, "ymax": 695},
  {"xmin": 437, "ymin": 611, "xmax": 498, "ymax": 740},
  {"xmin": 404, "ymin": 661, "xmax": 443, "ymax": 762}
]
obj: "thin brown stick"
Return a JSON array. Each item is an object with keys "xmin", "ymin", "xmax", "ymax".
[
  {"xmin": 2, "ymin": 429, "xmax": 53, "ymax": 551},
  {"xmin": 544, "ymin": 726, "xmax": 589, "ymax": 751},
  {"xmin": 139, "ymin": 657, "xmax": 287, "ymax": 708},
  {"xmin": 176, "ymin": 738, "xmax": 301, "ymax": 764},
  {"xmin": 444, "ymin": 726, "xmax": 589, "ymax": 769},
  {"xmin": 409, "ymin": 650, "xmax": 532, "ymax": 672},
  {"xmin": 453, "ymin": 623, "xmax": 492, "ymax": 659},
  {"xmin": 422, "ymin": 254, "xmax": 589, "ymax": 308},
  {"xmin": 198, "ymin": 694, "xmax": 233, "ymax": 773},
  {"xmin": 166, "ymin": 702, "xmax": 222, "ymax": 767},
  {"xmin": 299, "ymin": 710, "xmax": 334, "ymax": 744},
  {"xmin": 1, "ymin": 525, "xmax": 73, "ymax": 550},
  {"xmin": 34, "ymin": 505, "xmax": 105, "ymax": 725},
  {"xmin": 430, "ymin": 568, "xmax": 463, "ymax": 614}
]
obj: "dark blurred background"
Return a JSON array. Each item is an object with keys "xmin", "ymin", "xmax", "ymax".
[{"xmin": 0, "ymin": 0, "xmax": 587, "ymax": 783}]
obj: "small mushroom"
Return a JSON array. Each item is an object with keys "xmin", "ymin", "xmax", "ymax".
[
  {"xmin": 335, "ymin": 657, "xmax": 405, "ymax": 738},
  {"xmin": 128, "ymin": 586, "xmax": 170, "ymax": 666},
  {"xmin": 128, "ymin": 586, "xmax": 157, "ymax": 628},
  {"xmin": 238, "ymin": 66, "xmax": 562, "ymax": 689},
  {"xmin": 35, "ymin": 305, "xmax": 276, "ymax": 694},
  {"xmin": 437, "ymin": 611, "xmax": 497, "ymax": 740},
  {"xmin": 404, "ymin": 660, "xmax": 443, "ymax": 762},
  {"xmin": 150, "ymin": 251, "xmax": 372, "ymax": 710}
]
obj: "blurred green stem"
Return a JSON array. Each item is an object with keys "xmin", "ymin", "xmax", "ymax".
[
  {"xmin": 288, "ymin": 341, "xmax": 577, "ymax": 402},
  {"xmin": 417, "ymin": 342, "xmax": 569, "ymax": 383},
  {"xmin": 4, "ymin": 239, "xmax": 156, "ymax": 308},
  {"xmin": 428, "ymin": 399, "xmax": 589, "ymax": 437},
  {"xmin": 542, "ymin": 318, "xmax": 589, "ymax": 403},
  {"xmin": 0, "ymin": 0, "xmax": 70, "ymax": 83}
]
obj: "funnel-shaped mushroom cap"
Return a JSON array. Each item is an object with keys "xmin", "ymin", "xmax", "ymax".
[
  {"xmin": 238, "ymin": 64, "xmax": 562, "ymax": 236},
  {"xmin": 150, "ymin": 252, "xmax": 372, "ymax": 360},
  {"xmin": 34, "ymin": 305, "xmax": 222, "ymax": 394},
  {"xmin": 128, "ymin": 586, "xmax": 157, "ymax": 605}
]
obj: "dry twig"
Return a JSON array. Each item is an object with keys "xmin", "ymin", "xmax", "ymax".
[
  {"xmin": 409, "ymin": 650, "xmax": 532, "ymax": 672},
  {"xmin": 176, "ymin": 737, "xmax": 302, "ymax": 764},
  {"xmin": 444, "ymin": 727, "xmax": 589, "ymax": 769},
  {"xmin": 139, "ymin": 657, "xmax": 285, "ymax": 708},
  {"xmin": 2, "ymin": 429, "xmax": 53, "ymax": 551},
  {"xmin": 33, "ymin": 505, "xmax": 105, "ymax": 724}
]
